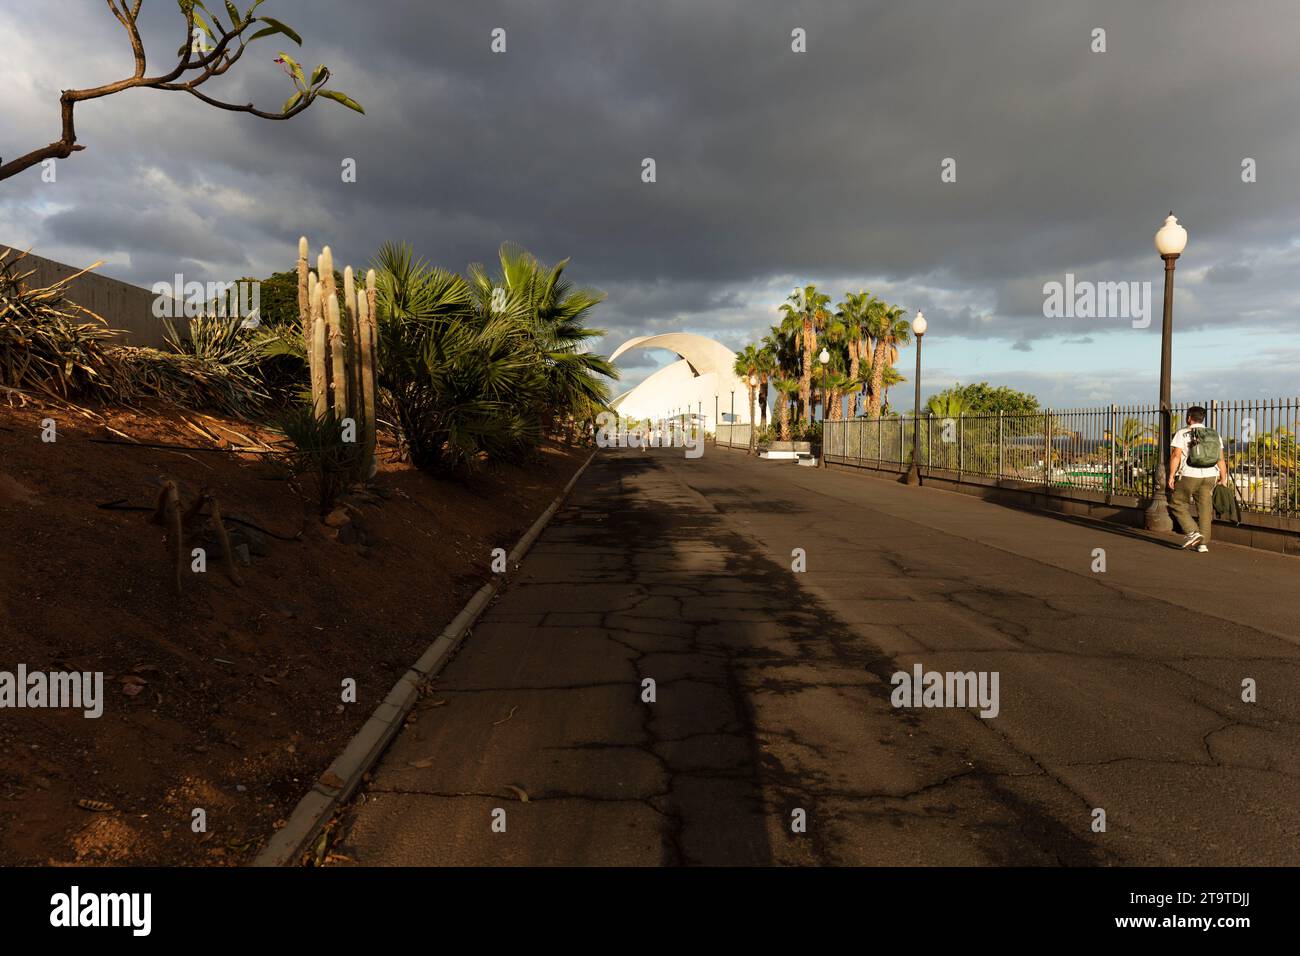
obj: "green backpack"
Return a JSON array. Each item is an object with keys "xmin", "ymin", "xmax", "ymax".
[{"xmin": 1187, "ymin": 427, "xmax": 1223, "ymax": 468}]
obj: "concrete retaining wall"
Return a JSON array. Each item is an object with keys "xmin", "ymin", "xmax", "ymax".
[{"xmin": 2, "ymin": 245, "xmax": 168, "ymax": 348}]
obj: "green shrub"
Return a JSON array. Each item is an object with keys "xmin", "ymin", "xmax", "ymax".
[
  {"xmin": 374, "ymin": 242, "xmax": 610, "ymax": 475},
  {"xmin": 270, "ymin": 404, "xmax": 366, "ymax": 514}
]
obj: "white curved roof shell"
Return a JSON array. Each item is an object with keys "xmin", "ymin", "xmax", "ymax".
[{"xmin": 609, "ymin": 333, "xmax": 750, "ymax": 424}]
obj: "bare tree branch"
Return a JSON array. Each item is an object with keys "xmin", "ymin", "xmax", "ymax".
[
  {"xmin": 105, "ymin": 0, "xmax": 146, "ymax": 77},
  {"xmin": 1, "ymin": 2, "xmax": 357, "ymax": 183}
]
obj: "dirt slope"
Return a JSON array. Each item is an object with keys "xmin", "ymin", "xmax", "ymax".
[{"xmin": 0, "ymin": 401, "xmax": 584, "ymax": 865}]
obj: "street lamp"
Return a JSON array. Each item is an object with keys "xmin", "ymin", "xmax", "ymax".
[
  {"xmin": 747, "ymin": 374, "xmax": 759, "ymax": 454},
  {"xmin": 904, "ymin": 312, "xmax": 927, "ymax": 485},
  {"xmin": 1144, "ymin": 212, "xmax": 1188, "ymax": 532},
  {"xmin": 818, "ymin": 349, "xmax": 830, "ymax": 466}
]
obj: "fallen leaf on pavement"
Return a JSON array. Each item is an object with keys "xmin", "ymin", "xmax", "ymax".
[{"xmin": 504, "ymin": 785, "xmax": 529, "ymax": 803}]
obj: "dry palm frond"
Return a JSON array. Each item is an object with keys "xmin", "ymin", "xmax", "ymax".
[
  {"xmin": 0, "ymin": 247, "xmax": 119, "ymax": 399},
  {"xmin": 3, "ymin": 249, "xmax": 274, "ymax": 418},
  {"xmin": 105, "ymin": 315, "xmax": 271, "ymax": 417}
]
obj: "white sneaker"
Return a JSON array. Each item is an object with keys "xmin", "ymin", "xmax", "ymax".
[
  {"xmin": 1196, "ymin": 544, "xmax": 1209, "ymax": 553},
  {"xmin": 1180, "ymin": 532, "xmax": 1204, "ymax": 550}
]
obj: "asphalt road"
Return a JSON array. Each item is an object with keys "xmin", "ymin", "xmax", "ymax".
[{"xmin": 334, "ymin": 446, "xmax": 1300, "ymax": 865}]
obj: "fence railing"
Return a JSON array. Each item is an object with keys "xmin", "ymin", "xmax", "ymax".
[
  {"xmin": 716, "ymin": 423, "xmax": 753, "ymax": 450},
  {"xmin": 822, "ymin": 399, "xmax": 1300, "ymax": 517}
]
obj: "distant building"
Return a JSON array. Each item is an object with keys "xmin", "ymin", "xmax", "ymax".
[{"xmin": 609, "ymin": 333, "xmax": 750, "ymax": 427}]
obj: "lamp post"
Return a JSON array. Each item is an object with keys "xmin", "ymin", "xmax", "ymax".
[
  {"xmin": 904, "ymin": 312, "xmax": 927, "ymax": 485},
  {"xmin": 818, "ymin": 348, "xmax": 830, "ymax": 466},
  {"xmin": 1144, "ymin": 212, "xmax": 1187, "ymax": 531},
  {"xmin": 747, "ymin": 374, "xmax": 759, "ymax": 455},
  {"xmin": 730, "ymin": 390, "xmax": 735, "ymax": 448}
]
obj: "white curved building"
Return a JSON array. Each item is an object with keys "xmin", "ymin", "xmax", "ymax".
[{"xmin": 609, "ymin": 333, "xmax": 750, "ymax": 427}]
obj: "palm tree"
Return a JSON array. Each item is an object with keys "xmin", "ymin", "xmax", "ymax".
[
  {"xmin": 881, "ymin": 365, "xmax": 906, "ymax": 415},
  {"xmin": 755, "ymin": 340, "xmax": 778, "ymax": 430},
  {"xmin": 926, "ymin": 391, "xmax": 966, "ymax": 419},
  {"xmin": 836, "ymin": 291, "xmax": 878, "ymax": 417},
  {"xmin": 1230, "ymin": 425, "xmax": 1297, "ymax": 503},
  {"xmin": 859, "ymin": 346, "xmax": 905, "ymax": 414},
  {"xmin": 778, "ymin": 285, "xmax": 832, "ymax": 425},
  {"xmin": 374, "ymin": 242, "xmax": 539, "ymax": 472},
  {"xmin": 733, "ymin": 344, "xmax": 761, "ymax": 455},
  {"xmin": 1112, "ymin": 416, "xmax": 1151, "ymax": 463},
  {"xmin": 371, "ymin": 241, "xmax": 617, "ymax": 473},
  {"xmin": 822, "ymin": 370, "xmax": 853, "ymax": 421},
  {"xmin": 817, "ymin": 313, "xmax": 856, "ymax": 421},
  {"xmin": 763, "ymin": 327, "xmax": 799, "ymax": 417},
  {"xmin": 776, "ymin": 300, "xmax": 808, "ymax": 424},
  {"xmin": 773, "ymin": 377, "xmax": 799, "ymax": 441},
  {"xmin": 467, "ymin": 242, "xmax": 617, "ymax": 435},
  {"xmin": 865, "ymin": 302, "xmax": 911, "ymax": 418}
]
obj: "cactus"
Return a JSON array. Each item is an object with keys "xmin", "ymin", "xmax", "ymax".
[
  {"xmin": 158, "ymin": 480, "xmax": 184, "ymax": 595},
  {"xmin": 305, "ymin": 270, "xmax": 318, "ymax": 354},
  {"xmin": 343, "ymin": 265, "xmax": 362, "ymax": 427},
  {"xmin": 358, "ymin": 280, "xmax": 378, "ymax": 477},
  {"xmin": 296, "ymin": 236, "xmax": 309, "ymax": 347},
  {"xmin": 297, "ymin": 237, "xmax": 380, "ymax": 483},
  {"xmin": 309, "ymin": 283, "xmax": 327, "ymax": 419},
  {"xmin": 210, "ymin": 497, "xmax": 243, "ymax": 587}
]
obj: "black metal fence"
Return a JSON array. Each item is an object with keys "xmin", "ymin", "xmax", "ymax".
[{"xmin": 823, "ymin": 399, "xmax": 1300, "ymax": 516}]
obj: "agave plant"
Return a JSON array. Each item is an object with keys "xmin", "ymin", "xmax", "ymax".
[
  {"xmin": 0, "ymin": 248, "xmax": 118, "ymax": 399},
  {"xmin": 124, "ymin": 313, "xmax": 272, "ymax": 416}
]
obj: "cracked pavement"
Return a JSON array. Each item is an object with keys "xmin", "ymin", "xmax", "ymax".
[{"xmin": 332, "ymin": 447, "xmax": 1300, "ymax": 866}]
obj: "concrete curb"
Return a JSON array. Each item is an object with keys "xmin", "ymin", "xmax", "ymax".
[{"xmin": 252, "ymin": 450, "xmax": 597, "ymax": 867}]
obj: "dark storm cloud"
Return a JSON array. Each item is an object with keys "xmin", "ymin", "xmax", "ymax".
[
  {"xmin": 1205, "ymin": 262, "xmax": 1253, "ymax": 284},
  {"xmin": 3, "ymin": 0, "xmax": 1298, "ymax": 402}
]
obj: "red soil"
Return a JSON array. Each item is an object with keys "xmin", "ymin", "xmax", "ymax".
[{"xmin": 0, "ymin": 401, "xmax": 584, "ymax": 865}]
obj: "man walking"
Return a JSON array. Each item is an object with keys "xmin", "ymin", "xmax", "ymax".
[{"xmin": 1167, "ymin": 405, "xmax": 1229, "ymax": 552}]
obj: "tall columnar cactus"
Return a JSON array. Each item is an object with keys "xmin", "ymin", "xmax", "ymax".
[
  {"xmin": 363, "ymin": 269, "xmax": 379, "ymax": 476},
  {"xmin": 343, "ymin": 265, "xmax": 363, "ymax": 431},
  {"xmin": 297, "ymin": 236, "xmax": 380, "ymax": 482},
  {"xmin": 308, "ymin": 282, "xmax": 328, "ymax": 420},
  {"xmin": 296, "ymin": 236, "xmax": 309, "ymax": 348}
]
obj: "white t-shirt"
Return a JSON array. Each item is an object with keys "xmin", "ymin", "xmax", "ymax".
[{"xmin": 1171, "ymin": 424, "xmax": 1222, "ymax": 478}]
